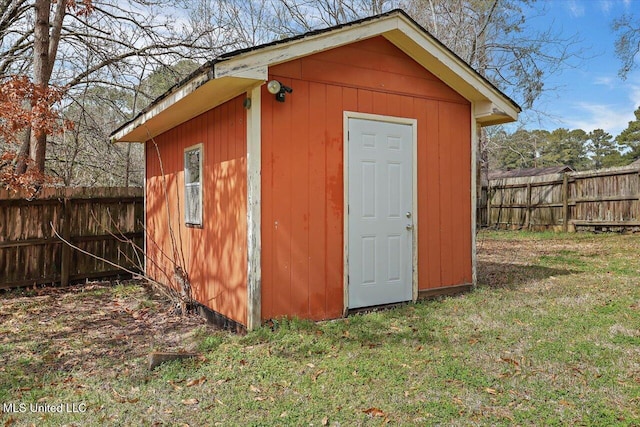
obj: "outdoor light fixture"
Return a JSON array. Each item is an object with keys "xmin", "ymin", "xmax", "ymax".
[{"xmin": 266, "ymin": 80, "xmax": 293, "ymax": 102}]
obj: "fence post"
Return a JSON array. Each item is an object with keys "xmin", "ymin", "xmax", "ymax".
[
  {"xmin": 487, "ymin": 183, "xmax": 492, "ymax": 227},
  {"xmin": 60, "ymin": 198, "xmax": 71, "ymax": 287},
  {"xmin": 562, "ymin": 173, "xmax": 569, "ymax": 232},
  {"xmin": 525, "ymin": 183, "xmax": 532, "ymax": 230}
]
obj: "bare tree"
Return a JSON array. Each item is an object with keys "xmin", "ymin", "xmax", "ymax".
[
  {"xmin": 612, "ymin": 13, "xmax": 640, "ymax": 80},
  {"xmin": 404, "ymin": 0, "xmax": 582, "ymax": 111},
  {"xmin": 1, "ymin": 0, "xmax": 227, "ymax": 181}
]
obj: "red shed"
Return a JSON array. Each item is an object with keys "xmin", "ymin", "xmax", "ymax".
[{"xmin": 111, "ymin": 10, "xmax": 519, "ymax": 331}]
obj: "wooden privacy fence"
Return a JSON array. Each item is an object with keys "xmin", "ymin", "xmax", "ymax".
[
  {"xmin": 0, "ymin": 187, "xmax": 144, "ymax": 290},
  {"xmin": 479, "ymin": 164, "xmax": 640, "ymax": 232}
]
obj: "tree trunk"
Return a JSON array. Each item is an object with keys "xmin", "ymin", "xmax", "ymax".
[
  {"xmin": 124, "ymin": 143, "xmax": 132, "ymax": 186},
  {"xmin": 28, "ymin": 0, "xmax": 66, "ymax": 175},
  {"xmin": 32, "ymin": 131, "xmax": 47, "ymax": 173},
  {"xmin": 29, "ymin": 0, "xmax": 52, "ymax": 174},
  {"xmin": 15, "ymin": 128, "xmax": 31, "ymax": 175}
]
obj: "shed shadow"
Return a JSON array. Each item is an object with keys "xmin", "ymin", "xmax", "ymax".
[{"xmin": 476, "ymin": 261, "xmax": 575, "ymax": 290}]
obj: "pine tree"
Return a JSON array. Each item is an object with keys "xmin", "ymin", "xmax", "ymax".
[
  {"xmin": 587, "ymin": 129, "xmax": 624, "ymax": 169},
  {"xmin": 541, "ymin": 128, "xmax": 589, "ymax": 170},
  {"xmin": 616, "ymin": 107, "xmax": 640, "ymax": 163}
]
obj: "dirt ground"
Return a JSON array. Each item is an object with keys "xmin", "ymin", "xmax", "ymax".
[{"xmin": 0, "ymin": 281, "xmax": 214, "ymax": 378}]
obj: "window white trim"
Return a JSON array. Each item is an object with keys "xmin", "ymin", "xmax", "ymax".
[{"xmin": 184, "ymin": 143, "xmax": 203, "ymax": 227}]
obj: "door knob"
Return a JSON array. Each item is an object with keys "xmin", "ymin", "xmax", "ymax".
[
  {"xmin": 406, "ymin": 223, "xmax": 413, "ymax": 230},
  {"xmin": 406, "ymin": 212, "xmax": 412, "ymax": 218}
]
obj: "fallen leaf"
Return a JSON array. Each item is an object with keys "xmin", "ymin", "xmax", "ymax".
[
  {"xmin": 181, "ymin": 398, "xmax": 199, "ymax": 405},
  {"xmin": 306, "ymin": 363, "xmax": 316, "ymax": 368},
  {"xmin": 186, "ymin": 376, "xmax": 206, "ymax": 387},
  {"xmin": 501, "ymin": 357, "xmax": 519, "ymax": 366},
  {"xmin": 280, "ymin": 411, "xmax": 288, "ymax": 418},
  {"xmin": 250, "ymin": 385, "xmax": 261, "ymax": 393},
  {"xmin": 485, "ymin": 388, "xmax": 498, "ymax": 395},
  {"xmin": 112, "ymin": 389, "xmax": 139, "ymax": 403},
  {"xmin": 322, "ymin": 416, "xmax": 329, "ymax": 426},
  {"xmin": 168, "ymin": 380, "xmax": 183, "ymax": 391},
  {"xmin": 363, "ymin": 407, "xmax": 386, "ymax": 417},
  {"xmin": 312, "ymin": 369, "xmax": 325, "ymax": 382},
  {"xmin": 4, "ymin": 416, "xmax": 16, "ymax": 427}
]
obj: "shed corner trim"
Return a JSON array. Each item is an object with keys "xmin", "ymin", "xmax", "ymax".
[{"xmin": 246, "ymin": 85, "xmax": 262, "ymax": 331}]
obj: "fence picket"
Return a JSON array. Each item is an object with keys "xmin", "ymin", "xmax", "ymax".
[
  {"xmin": 0, "ymin": 187, "xmax": 143, "ymax": 289},
  {"xmin": 479, "ymin": 164, "xmax": 640, "ymax": 232}
]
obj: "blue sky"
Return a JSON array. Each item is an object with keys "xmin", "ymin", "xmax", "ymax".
[{"xmin": 520, "ymin": 0, "xmax": 639, "ymax": 137}]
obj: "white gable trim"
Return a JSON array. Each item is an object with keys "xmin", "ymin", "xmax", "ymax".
[
  {"xmin": 214, "ymin": 18, "xmax": 399, "ymax": 80},
  {"xmin": 214, "ymin": 13, "xmax": 518, "ymax": 125},
  {"xmin": 385, "ymin": 20, "xmax": 519, "ymax": 125},
  {"xmin": 111, "ymin": 10, "xmax": 518, "ymax": 143}
]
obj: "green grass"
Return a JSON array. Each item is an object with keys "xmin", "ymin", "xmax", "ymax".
[{"xmin": 1, "ymin": 232, "xmax": 639, "ymax": 425}]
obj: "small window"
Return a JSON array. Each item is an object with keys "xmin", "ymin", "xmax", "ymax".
[{"xmin": 184, "ymin": 144, "xmax": 203, "ymax": 226}]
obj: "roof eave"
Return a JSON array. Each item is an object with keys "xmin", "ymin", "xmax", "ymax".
[
  {"xmin": 473, "ymin": 100, "xmax": 520, "ymax": 126},
  {"xmin": 110, "ymin": 65, "xmax": 264, "ymax": 143},
  {"xmin": 383, "ymin": 17, "xmax": 520, "ymax": 123},
  {"xmin": 111, "ymin": 9, "xmax": 521, "ymax": 143}
]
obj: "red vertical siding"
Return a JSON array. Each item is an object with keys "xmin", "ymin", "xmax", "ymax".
[
  {"xmin": 308, "ymin": 82, "xmax": 328, "ymax": 319},
  {"xmin": 290, "ymin": 81, "xmax": 311, "ymax": 317},
  {"xmin": 324, "ymin": 84, "xmax": 345, "ymax": 317},
  {"xmin": 145, "ymin": 95, "xmax": 247, "ymax": 325},
  {"xmin": 261, "ymin": 36, "xmax": 472, "ymax": 321}
]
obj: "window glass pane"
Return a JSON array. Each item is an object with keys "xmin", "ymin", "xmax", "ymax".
[
  {"xmin": 184, "ymin": 146, "xmax": 202, "ymax": 225},
  {"xmin": 185, "ymin": 182, "xmax": 201, "ymax": 224},
  {"xmin": 185, "ymin": 149, "xmax": 200, "ymax": 184}
]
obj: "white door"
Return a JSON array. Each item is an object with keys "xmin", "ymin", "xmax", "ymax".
[{"xmin": 348, "ymin": 117, "xmax": 413, "ymax": 309}]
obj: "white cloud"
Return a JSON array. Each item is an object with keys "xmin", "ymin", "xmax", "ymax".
[
  {"xmin": 599, "ymin": 0, "xmax": 613, "ymax": 13},
  {"xmin": 593, "ymin": 76, "xmax": 616, "ymax": 87},
  {"xmin": 629, "ymin": 84, "xmax": 640, "ymax": 109},
  {"xmin": 563, "ymin": 102, "xmax": 632, "ymax": 135},
  {"xmin": 560, "ymin": 73, "xmax": 640, "ymax": 136},
  {"xmin": 567, "ymin": 0, "xmax": 586, "ymax": 17}
]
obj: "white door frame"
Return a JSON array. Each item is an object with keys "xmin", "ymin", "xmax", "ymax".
[{"xmin": 343, "ymin": 111, "xmax": 418, "ymax": 314}]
